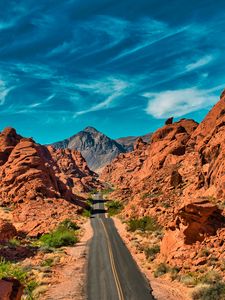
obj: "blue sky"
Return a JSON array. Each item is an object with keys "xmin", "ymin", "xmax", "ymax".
[{"xmin": 0, "ymin": 0, "xmax": 225, "ymax": 143}]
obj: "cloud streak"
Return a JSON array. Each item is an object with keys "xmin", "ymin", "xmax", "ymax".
[
  {"xmin": 185, "ymin": 55, "xmax": 213, "ymax": 71},
  {"xmin": 144, "ymin": 88, "xmax": 218, "ymax": 119},
  {"xmin": 74, "ymin": 77, "xmax": 131, "ymax": 116}
]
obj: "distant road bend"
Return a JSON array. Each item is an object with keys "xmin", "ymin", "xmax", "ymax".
[{"xmin": 87, "ymin": 194, "xmax": 155, "ymax": 300}]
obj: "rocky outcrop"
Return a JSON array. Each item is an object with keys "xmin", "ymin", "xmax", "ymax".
[
  {"xmin": 0, "ymin": 278, "xmax": 23, "ymax": 300},
  {"xmin": 51, "ymin": 127, "xmax": 151, "ymax": 171},
  {"xmin": 0, "ymin": 127, "xmax": 100, "ymax": 236},
  {"xmin": 115, "ymin": 132, "xmax": 152, "ymax": 152},
  {"xmin": 101, "ymin": 89, "xmax": 225, "ymax": 271},
  {"xmin": 165, "ymin": 117, "xmax": 174, "ymax": 125},
  {"xmin": 48, "ymin": 147, "xmax": 101, "ymax": 193}
]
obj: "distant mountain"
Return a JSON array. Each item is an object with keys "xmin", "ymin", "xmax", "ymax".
[
  {"xmin": 52, "ymin": 127, "xmax": 126, "ymax": 172},
  {"xmin": 51, "ymin": 127, "xmax": 151, "ymax": 172},
  {"xmin": 115, "ymin": 133, "xmax": 152, "ymax": 152}
]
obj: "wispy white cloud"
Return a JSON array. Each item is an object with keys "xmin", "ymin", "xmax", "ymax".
[
  {"xmin": 144, "ymin": 87, "xmax": 218, "ymax": 119},
  {"xmin": 74, "ymin": 77, "xmax": 130, "ymax": 116},
  {"xmin": 185, "ymin": 55, "xmax": 213, "ymax": 71},
  {"xmin": 0, "ymin": 80, "xmax": 14, "ymax": 105},
  {"xmin": 109, "ymin": 20, "xmax": 189, "ymax": 63}
]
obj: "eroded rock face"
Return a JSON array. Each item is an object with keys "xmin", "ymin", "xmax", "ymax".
[
  {"xmin": 0, "ymin": 128, "xmax": 100, "ymax": 236},
  {"xmin": 160, "ymin": 199, "xmax": 225, "ymax": 266},
  {"xmin": 101, "ymin": 89, "xmax": 225, "ymax": 269},
  {"xmin": 48, "ymin": 147, "xmax": 100, "ymax": 193}
]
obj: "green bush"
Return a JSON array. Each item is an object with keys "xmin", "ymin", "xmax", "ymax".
[
  {"xmin": 24, "ymin": 280, "xmax": 39, "ymax": 299},
  {"xmin": 41, "ymin": 258, "xmax": 54, "ymax": 267},
  {"xmin": 86, "ymin": 197, "xmax": 94, "ymax": 207},
  {"xmin": 89, "ymin": 189, "xmax": 98, "ymax": 195},
  {"xmin": 8, "ymin": 238, "xmax": 21, "ymax": 248},
  {"xmin": 180, "ymin": 273, "xmax": 199, "ymax": 286},
  {"xmin": 58, "ymin": 219, "xmax": 80, "ymax": 231},
  {"xmin": 0, "ymin": 258, "xmax": 38, "ymax": 299},
  {"xmin": 0, "ymin": 257, "xmax": 27, "ymax": 283},
  {"xmin": 127, "ymin": 216, "xmax": 161, "ymax": 232},
  {"xmin": 101, "ymin": 188, "xmax": 114, "ymax": 195},
  {"xmin": 170, "ymin": 267, "xmax": 180, "ymax": 281},
  {"xmin": 154, "ymin": 263, "xmax": 169, "ymax": 278},
  {"xmin": 106, "ymin": 200, "xmax": 123, "ymax": 216},
  {"xmin": 144, "ymin": 245, "xmax": 160, "ymax": 261},
  {"xmin": 40, "ymin": 229, "xmax": 78, "ymax": 248},
  {"xmin": 82, "ymin": 209, "xmax": 92, "ymax": 218},
  {"xmin": 192, "ymin": 282, "xmax": 225, "ymax": 300}
]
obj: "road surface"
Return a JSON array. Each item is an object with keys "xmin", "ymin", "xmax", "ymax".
[{"xmin": 87, "ymin": 194, "xmax": 155, "ymax": 300}]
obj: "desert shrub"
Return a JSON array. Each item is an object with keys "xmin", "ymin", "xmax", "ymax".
[
  {"xmin": 199, "ymin": 271, "xmax": 222, "ymax": 285},
  {"xmin": 101, "ymin": 188, "xmax": 114, "ymax": 195},
  {"xmin": 0, "ymin": 258, "xmax": 38, "ymax": 298},
  {"xmin": 89, "ymin": 189, "xmax": 98, "ymax": 195},
  {"xmin": 127, "ymin": 216, "xmax": 161, "ymax": 232},
  {"xmin": 192, "ymin": 282, "xmax": 225, "ymax": 300},
  {"xmin": 170, "ymin": 266, "xmax": 181, "ymax": 280},
  {"xmin": 24, "ymin": 280, "xmax": 39, "ymax": 299},
  {"xmin": 106, "ymin": 200, "xmax": 123, "ymax": 216},
  {"xmin": 144, "ymin": 245, "xmax": 160, "ymax": 261},
  {"xmin": 154, "ymin": 263, "xmax": 169, "ymax": 278},
  {"xmin": 40, "ymin": 229, "xmax": 78, "ymax": 248},
  {"xmin": 8, "ymin": 238, "xmax": 21, "ymax": 248},
  {"xmin": 180, "ymin": 272, "xmax": 199, "ymax": 286},
  {"xmin": 199, "ymin": 248, "xmax": 210, "ymax": 257},
  {"xmin": 41, "ymin": 258, "xmax": 54, "ymax": 267},
  {"xmin": 0, "ymin": 257, "xmax": 27, "ymax": 283},
  {"xmin": 58, "ymin": 219, "xmax": 80, "ymax": 231},
  {"xmin": 142, "ymin": 192, "xmax": 162, "ymax": 199},
  {"xmin": 86, "ymin": 197, "xmax": 94, "ymax": 207},
  {"xmin": 82, "ymin": 209, "xmax": 92, "ymax": 218}
]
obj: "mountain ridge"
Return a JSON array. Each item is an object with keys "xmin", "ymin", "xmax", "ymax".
[{"xmin": 51, "ymin": 127, "xmax": 151, "ymax": 171}]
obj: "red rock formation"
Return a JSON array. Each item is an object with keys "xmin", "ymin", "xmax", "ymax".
[
  {"xmin": 0, "ymin": 278, "xmax": 23, "ymax": 300},
  {"xmin": 101, "ymin": 89, "xmax": 225, "ymax": 270},
  {"xmin": 0, "ymin": 128, "xmax": 100, "ymax": 236},
  {"xmin": 48, "ymin": 147, "xmax": 100, "ymax": 193}
]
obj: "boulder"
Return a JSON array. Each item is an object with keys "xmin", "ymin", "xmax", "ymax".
[
  {"xmin": 170, "ymin": 170, "xmax": 183, "ymax": 188},
  {"xmin": 0, "ymin": 278, "xmax": 23, "ymax": 300},
  {"xmin": 165, "ymin": 117, "xmax": 174, "ymax": 125}
]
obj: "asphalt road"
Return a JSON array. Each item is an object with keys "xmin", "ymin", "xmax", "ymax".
[{"xmin": 87, "ymin": 194, "xmax": 155, "ymax": 300}]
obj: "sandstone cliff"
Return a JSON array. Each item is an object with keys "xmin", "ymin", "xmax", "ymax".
[
  {"xmin": 101, "ymin": 90, "xmax": 225, "ymax": 271},
  {"xmin": 0, "ymin": 127, "xmax": 100, "ymax": 236}
]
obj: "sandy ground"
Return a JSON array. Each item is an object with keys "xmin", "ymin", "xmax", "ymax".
[
  {"xmin": 43, "ymin": 220, "xmax": 93, "ymax": 300},
  {"xmin": 112, "ymin": 217, "xmax": 192, "ymax": 300}
]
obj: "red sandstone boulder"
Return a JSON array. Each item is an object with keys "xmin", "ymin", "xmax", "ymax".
[{"xmin": 0, "ymin": 278, "xmax": 23, "ymax": 300}]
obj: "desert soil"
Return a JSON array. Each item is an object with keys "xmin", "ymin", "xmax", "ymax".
[{"xmin": 43, "ymin": 219, "xmax": 93, "ymax": 300}]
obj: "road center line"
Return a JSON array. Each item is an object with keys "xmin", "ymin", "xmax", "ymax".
[{"xmin": 100, "ymin": 219, "xmax": 125, "ymax": 300}]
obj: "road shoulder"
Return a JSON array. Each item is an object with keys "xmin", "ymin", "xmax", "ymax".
[{"xmin": 43, "ymin": 219, "xmax": 93, "ymax": 300}]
